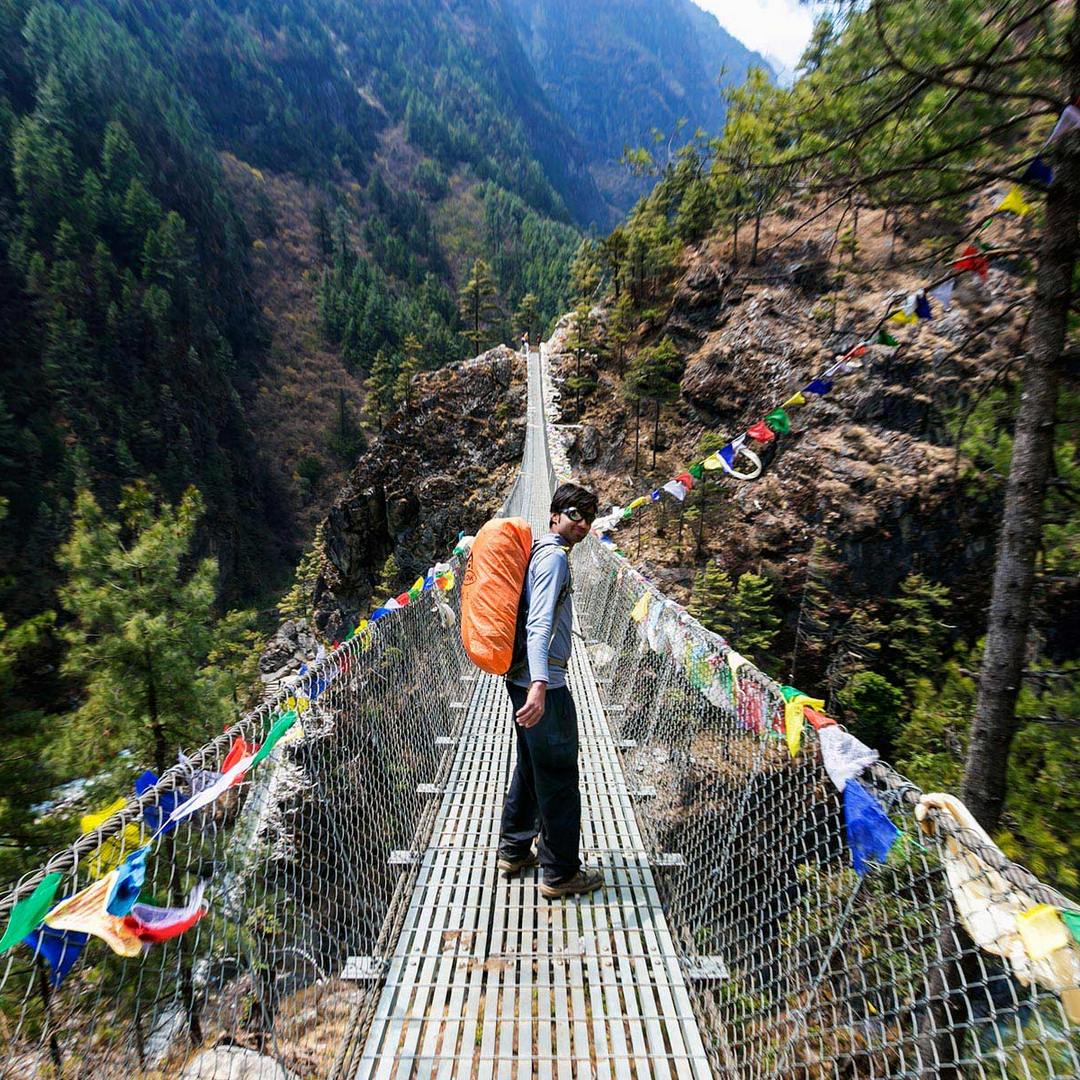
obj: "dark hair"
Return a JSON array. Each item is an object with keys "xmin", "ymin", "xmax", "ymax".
[{"xmin": 550, "ymin": 482, "xmax": 598, "ymax": 520}]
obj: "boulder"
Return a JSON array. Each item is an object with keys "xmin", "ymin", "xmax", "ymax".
[{"xmin": 180, "ymin": 1046, "xmax": 297, "ymax": 1080}]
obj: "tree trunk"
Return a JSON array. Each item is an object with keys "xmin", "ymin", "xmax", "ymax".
[
  {"xmin": 751, "ymin": 209, "xmax": 762, "ymax": 266},
  {"xmin": 652, "ymin": 398, "xmax": 660, "ymax": 469},
  {"xmin": 961, "ymin": 79, "xmax": 1080, "ymax": 830},
  {"xmin": 696, "ymin": 482, "xmax": 707, "ymax": 557},
  {"xmin": 634, "ymin": 397, "xmax": 641, "ymax": 475},
  {"xmin": 733, "ymin": 213, "xmax": 740, "ymax": 264}
]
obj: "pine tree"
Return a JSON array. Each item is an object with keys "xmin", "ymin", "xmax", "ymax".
[
  {"xmin": 54, "ymin": 484, "xmax": 253, "ymax": 778},
  {"xmin": 395, "ymin": 334, "xmax": 423, "ymax": 410},
  {"xmin": 565, "ymin": 303, "xmax": 598, "ymax": 419},
  {"xmin": 513, "ymin": 292, "xmax": 540, "ymax": 345},
  {"xmin": 625, "ymin": 337, "xmax": 684, "ymax": 469},
  {"xmin": 689, "ymin": 562, "xmax": 736, "ymax": 638},
  {"xmin": 607, "ymin": 292, "xmax": 635, "ymax": 377},
  {"xmin": 457, "ymin": 258, "xmax": 500, "ymax": 354},
  {"xmin": 887, "ymin": 574, "xmax": 951, "ymax": 688},
  {"xmin": 728, "ymin": 573, "xmax": 781, "ymax": 660},
  {"xmin": 279, "ymin": 522, "xmax": 326, "ymax": 622},
  {"xmin": 375, "ymin": 552, "xmax": 400, "ymax": 599},
  {"xmin": 364, "ymin": 348, "xmax": 397, "ymax": 430},
  {"xmin": 836, "ymin": 670, "xmax": 905, "ymax": 754}
]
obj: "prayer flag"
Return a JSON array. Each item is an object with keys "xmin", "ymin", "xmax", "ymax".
[
  {"xmin": 675, "ymin": 472, "xmax": 695, "ymax": 491},
  {"xmin": 888, "ymin": 310, "xmax": 919, "ymax": 326},
  {"xmin": 953, "ymin": 245, "xmax": 989, "ymax": 280},
  {"xmin": 1047, "ymin": 104, "xmax": 1080, "ymax": 145},
  {"xmin": 844, "ymin": 781, "xmax": 899, "ymax": 876},
  {"xmin": 844, "ymin": 344, "xmax": 869, "ymax": 361},
  {"xmin": 81, "ymin": 798, "xmax": 143, "ymax": 880},
  {"xmin": 168, "ymin": 750, "xmax": 256, "ymax": 824},
  {"xmin": 395, "ymin": 592, "xmax": 410, "ymax": 607},
  {"xmin": 1016, "ymin": 905, "xmax": 1071, "ymax": 962},
  {"xmin": 688, "ymin": 462, "xmax": 705, "ymax": 480},
  {"xmin": 650, "ymin": 489, "xmax": 661, "ymax": 501},
  {"xmin": 630, "ymin": 593, "xmax": 651, "ymax": 624},
  {"xmin": 662, "ymin": 480, "xmax": 688, "ymax": 501},
  {"xmin": 1062, "ymin": 909, "xmax": 1080, "ymax": 946},
  {"xmin": 875, "ymin": 330, "xmax": 899, "ymax": 347},
  {"xmin": 628, "ymin": 496, "xmax": 649, "ymax": 511},
  {"xmin": 779, "ymin": 688, "xmax": 825, "ymax": 758},
  {"xmin": 22, "ymin": 926, "xmax": 88, "ymax": 986},
  {"xmin": 123, "ymin": 882, "xmax": 207, "ymax": 943},
  {"xmin": 915, "ymin": 292, "xmax": 932, "ymax": 319},
  {"xmin": 44, "ymin": 872, "xmax": 144, "ymax": 957},
  {"xmin": 621, "ymin": 507, "xmax": 633, "ymax": 520},
  {"xmin": 1022, "ymin": 156, "xmax": 1053, "ymax": 185},
  {"xmin": 106, "ymin": 847, "xmax": 149, "ymax": 917},
  {"xmin": 249, "ymin": 710, "xmax": 298, "ymax": 770},
  {"xmin": 818, "ymin": 725, "xmax": 879, "ymax": 792},
  {"xmin": 702, "ymin": 451, "xmax": 725, "ymax": 471},
  {"xmin": 134, "ymin": 770, "xmax": 179, "ymax": 836},
  {"xmin": 747, "ymin": 421, "xmax": 775, "ymax": 443},
  {"xmin": 996, "ymin": 184, "xmax": 1032, "ymax": 217},
  {"xmin": 928, "ymin": 279, "xmax": 955, "ymax": 310},
  {"xmin": 371, "ymin": 607, "xmax": 391, "ymax": 621},
  {"xmin": 782, "ymin": 391, "xmax": 806, "ymax": 409},
  {"xmin": 805, "ymin": 378, "xmax": 833, "ymax": 396},
  {"xmin": 221, "ymin": 736, "xmax": 252, "ymax": 783},
  {"xmin": 764, "ymin": 408, "xmax": 790, "ymax": 435},
  {"xmin": 0, "ymin": 873, "xmax": 63, "ymax": 953},
  {"xmin": 803, "ymin": 707, "xmax": 836, "ymax": 731}
]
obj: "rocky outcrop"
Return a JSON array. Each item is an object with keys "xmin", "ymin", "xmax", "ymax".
[{"xmin": 312, "ymin": 347, "xmax": 526, "ymax": 639}]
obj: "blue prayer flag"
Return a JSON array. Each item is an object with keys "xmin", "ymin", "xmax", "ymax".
[
  {"xmin": 806, "ymin": 378, "xmax": 833, "ymax": 395},
  {"xmin": 844, "ymin": 781, "xmax": 899, "ymax": 876},
  {"xmin": 1022, "ymin": 156, "xmax": 1053, "ymax": 185},
  {"xmin": 107, "ymin": 847, "xmax": 149, "ymax": 916},
  {"xmin": 915, "ymin": 293, "xmax": 932, "ymax": 319},
  {"xmin": 23, "ymin": 926, "xmax": 89, "ymax": 986},
  {"xmin": 135, "ymin": 770, "xmax": 179, "ymax": 836}
]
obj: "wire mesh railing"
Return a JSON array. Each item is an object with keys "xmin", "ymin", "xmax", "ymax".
[{"xmin": 0, "ymin": 339, "xmax": 1077, "ymax": 1078}]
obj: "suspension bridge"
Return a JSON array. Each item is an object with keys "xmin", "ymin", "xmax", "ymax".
[{"xmin": 0, "ymin": 345, "xmax": 1077, "ymax": 1079}]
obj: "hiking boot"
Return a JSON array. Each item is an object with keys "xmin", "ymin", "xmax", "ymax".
[
  {"xmin": 539, "ymin": 868, "xmax": 604, "ymax": 900},
  {"xmin": 497, "ymin": 849, "xmax": 539, "ymax": 876}
]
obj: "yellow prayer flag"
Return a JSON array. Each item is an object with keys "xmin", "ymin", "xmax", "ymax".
[
  {"xmin": 1016, "ymin": 905, "xmax": 1071, "ymax": 962},
  {"xmin": 782, "ymin": 392, "xmax": 807, "ymax": 409},
  {"xmin": 784, "ymin": 694, "xmax": 825, "ymax": 757},
  {"xmin": 630, "ymin": 593, "xmax": 651, "ymax": 624},
  {"xmin": 628, "ymin": 496, "xmax": 650, "ymax": 510},
  {"xmin": 996, "ymin": 184, "xmax": 1032, "ymax": 217},
  {"xmin": 81, "ymin": 797, "xmax": 142, "ymax": 879},
  {"xmin": 702, "ymin": 452, "xmax": 725, "ymax": 471},
  {"xmin": 888, "ymin": 310, "xmax": 919, "ymax": 326}
]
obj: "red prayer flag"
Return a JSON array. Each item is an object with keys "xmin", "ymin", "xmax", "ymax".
[
  {"xmin": 675, "ymin": 472, "xmax": 694, "ymax": 491},
  {"xmin": 395, "ymin": 592, "xmax": 410, "ymax": 607},
  {"xmin": 747, "ymin": 421, "xmax": 775, "ymax": 443},
  {"xmin": 952, "ymin": 245, "xmax": 989, "ymax": 280},
  {"xmin": 804, "ymin": 707, "xmax": 837, "ymax": 731}
]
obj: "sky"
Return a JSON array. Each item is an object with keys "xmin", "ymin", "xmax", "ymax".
[{"xmin": 691, "ymin": 0, "xmax": 819, "ymax": 81}]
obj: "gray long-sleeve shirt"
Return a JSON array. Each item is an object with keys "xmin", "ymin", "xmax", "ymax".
[{"xmin": 507, "ymin": 532, "xmax": 573, "ymax": 689}]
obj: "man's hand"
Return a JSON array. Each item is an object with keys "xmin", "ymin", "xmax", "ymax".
[{"xmin": 516, "ymin": 681, "xmax": 547, "ymax": 728}]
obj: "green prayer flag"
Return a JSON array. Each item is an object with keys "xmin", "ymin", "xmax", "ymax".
[
  {"xmin": 1063, "ymin": 909, "xmax": 1080, "ymax": 945},
  {"xmin": 250, "ymin": 710, "xmax": 298, "ymax": 769},
  {"xmin": 876, "ymin": 330, "xmax": 899, "ymax": 347},
  {"xmin": 621, "ymin": 507, "xmax": 632, "ymax": 520},
  {"xmin": 764, "ymin": 408, "xmax": 790, "ymax": 435},
  {"xmin": 0, "ymin": 872, "xmax": 63, "ymax": 952},
  {"xmin": 779, "ymin": 685, "xmax": 804, "ymax": 702},
  {"xmin": 688, "ymin": 462, "xmax": 705, "ymax": 480}
]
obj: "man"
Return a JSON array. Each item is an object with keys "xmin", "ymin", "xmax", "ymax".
[{"xmin": 497, "ymin": 482, "xmax": 604, "ymax": 899}]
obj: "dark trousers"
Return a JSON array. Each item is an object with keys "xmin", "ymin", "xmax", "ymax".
[{"xmin": 498, "ymin": 683, "xmax": 581, "ymax": 883}]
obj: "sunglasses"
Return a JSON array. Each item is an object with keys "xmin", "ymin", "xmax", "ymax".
[{"xmin": 563, "ymin": 507, "xmax": 595, "ymax": 525}]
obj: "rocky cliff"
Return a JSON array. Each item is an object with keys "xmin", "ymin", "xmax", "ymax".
[
  {"xmin": 543, "ymin": 201, "xmax": 1024, "ymax": 643},
  {"xmin": 312, "ymin": 347, "xmax": 526, "ymax": 640}
]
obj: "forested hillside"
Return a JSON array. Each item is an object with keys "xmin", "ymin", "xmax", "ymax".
[
  {"xmin": 0, "ymin": 0, "xmax": 777, "ymax": 880},
  {"xmin": 506, "ymin": 0, "xmax": 772, "ymax": 213}
]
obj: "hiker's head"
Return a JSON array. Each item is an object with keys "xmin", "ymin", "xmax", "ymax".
[{"xmin": 549, "ymin": 483, "xmax": 598, "ymax": 546}]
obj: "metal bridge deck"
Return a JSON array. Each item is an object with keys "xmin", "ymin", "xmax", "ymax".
[
  {"xmin": 354, "ymin": 636, "xmax": 712, "ymax": 1078},
  {"xmin": 352, "ymin": 344, "xmax": 712, "ymax": 1076}
]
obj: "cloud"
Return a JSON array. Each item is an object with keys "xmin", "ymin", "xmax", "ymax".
[{"xmin": 692, "ymin": 0, "xmax": 818, "ymax": 76}]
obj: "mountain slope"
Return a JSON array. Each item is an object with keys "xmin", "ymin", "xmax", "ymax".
[{"xmin": 505, "ymin": 0, "xmax": 773, "ymax": 213}]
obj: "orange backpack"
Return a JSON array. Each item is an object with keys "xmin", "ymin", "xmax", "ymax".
[{"xmin": 460, "ymin": 517, "xmax": 533, "ymax": 674}]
